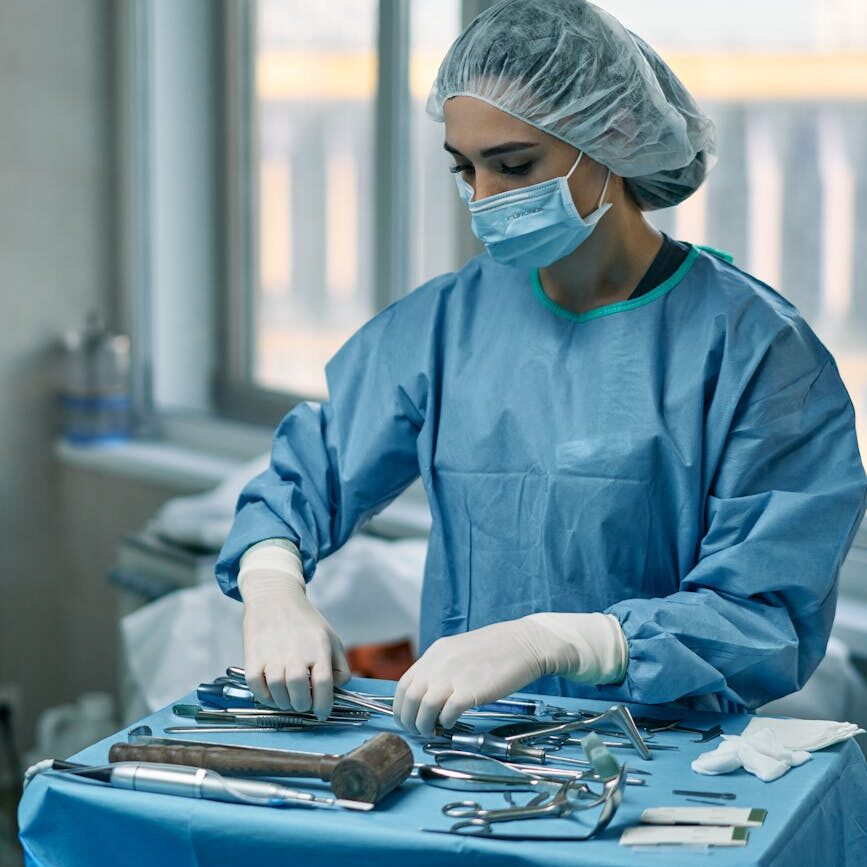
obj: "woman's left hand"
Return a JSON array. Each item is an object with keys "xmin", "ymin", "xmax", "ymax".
[{"xmin": 392, "ymin": 616, "xmax": 579, "ymax": 735}]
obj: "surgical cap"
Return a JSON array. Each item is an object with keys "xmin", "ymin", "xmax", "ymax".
[{"xmin": 426, "ymin": 0, "xmax": 717, "ymax": 210}]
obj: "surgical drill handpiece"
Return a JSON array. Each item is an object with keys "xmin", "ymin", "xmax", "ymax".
[{"xmin": 37, "ymin": 760, "xmax": 372, "ymax": 810}]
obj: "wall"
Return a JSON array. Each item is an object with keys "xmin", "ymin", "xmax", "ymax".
[{"xmin": 0, "ymin": 0, "xmax": 125, "ymax": 750}]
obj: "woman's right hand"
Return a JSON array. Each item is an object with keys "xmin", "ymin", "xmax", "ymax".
[{"xmin": 238, "ymin": 541, "xmax": 351, "ymax": 720}]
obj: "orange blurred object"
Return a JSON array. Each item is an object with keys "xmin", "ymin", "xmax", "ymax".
[{"xmin": 347, "ymin": 640, "xmax": 415, "ymax": 681}]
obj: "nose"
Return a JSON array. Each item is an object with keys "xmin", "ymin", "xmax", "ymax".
[{"xmin": 470, "ymin": 175, "xmax": 504, "ymax": 202}]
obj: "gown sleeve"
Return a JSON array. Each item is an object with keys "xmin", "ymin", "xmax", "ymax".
[
  {"xmin": 602, "ymin": 326, "xmax": 867, "ymax": 710},
  {"xmin": 215, "ymin": 295, "xmax": 433, "ymax": 600}
]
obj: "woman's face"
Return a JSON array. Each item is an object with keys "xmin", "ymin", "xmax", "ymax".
[{"xmin": 442, "ymin": 96, "xmax": 612, "ymax": 217}]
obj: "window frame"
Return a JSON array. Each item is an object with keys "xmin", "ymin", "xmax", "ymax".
[
  {"xmin": 217, "ymin": 0, "xmax": 411, "ymax": 425},
  {"xmin": 216, "ymin": 0, "xmax": 489, "ymax": 426}
]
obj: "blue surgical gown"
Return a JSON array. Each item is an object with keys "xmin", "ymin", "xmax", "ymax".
[{"xmin": 216, "ymin": 247, "xmax": 867, "ymax": 712}]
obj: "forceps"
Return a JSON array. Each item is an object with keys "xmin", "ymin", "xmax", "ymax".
[
  {"xmin": 531, "ymin": 731, "xmax": 678, "ymax": 753},
  {"xmin": 224, "ymin": 667, "xmax": 474, "ymax": 735},
  {"xmin": 435, "ymin": 767, "xmax": 626, "ymax": 839},
  {"xmin": 419, "ymin": 761, "xmax": 589, "ymax": 801},
  {"xmin": 331, "ymin": 686, "xmax": 475, "ymax": 735},
  {"xmin": 424, "ymin": 745, "xmax": 649, "ymax": 779},
  {"xmin": 424, "ymin": 749, "xmax": 647, "ymax": 787}
]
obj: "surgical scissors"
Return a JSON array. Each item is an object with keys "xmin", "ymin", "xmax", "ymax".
[{"xmin": 438, "ymin": 766, "xmax": 626, "ymax": 838}]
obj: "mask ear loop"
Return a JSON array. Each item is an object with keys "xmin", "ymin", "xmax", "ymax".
[
  {"xmin": 565, "ymin": 151, "xmax": 584, "ymax": 179},
  {"xmin": 597, "ymin": 169, "xmax": 612, "ymax": 208}
]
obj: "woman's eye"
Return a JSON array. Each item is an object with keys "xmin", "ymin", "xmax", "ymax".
[
  {"xmin": 449, "ymin": 164, "xmax": 474, "ymax": 175},
  {"xmin": 501, "ymin": 162, "xmax": 533, "ymax": 176}
]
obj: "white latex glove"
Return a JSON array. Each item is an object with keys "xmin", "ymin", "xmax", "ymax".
[
  {"xmin": 239, "ymin": 540, "xmax": 351, "ymax": 720},
  {"xmin": 393, "ymin": 612, "xmax": 627, "ymax": 736}
]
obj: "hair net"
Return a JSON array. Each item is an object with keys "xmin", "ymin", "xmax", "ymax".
[{"xmin": 426, "ymin": 0, "xmax": 716, "ymax": 210}]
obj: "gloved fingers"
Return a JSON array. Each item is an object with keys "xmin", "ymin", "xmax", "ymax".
[
  {"xmin": 244, "ymin": 663, "xmax": 273, "ymax": 707},
  {"xmin": 392, "ymin": 668, "xmax": 415, "ymax": 720},
  {"xmin": 309, "ymin": 659, "xmax": 334, "ymax": 721},
  {"xmin": 264, "ymin": 663, "xmax": 292, "ymax": 710},
  {"xmin": 439, "ymin": 691, "xmax": 475, "ymax": 731},
  {"xmin": 285, "ymin": 664, "xmax": 314, "ymax": 713},
  {"xmin": 329, "ymin": 634, "xmax": 353, "ymax": 687},
  {"xmin": 396, "ymin": 681, "xmax": 426, "ymax": 734},
  {"xmin": 415, "ymin": 685, "xmax": 454, "ymax": 737}
]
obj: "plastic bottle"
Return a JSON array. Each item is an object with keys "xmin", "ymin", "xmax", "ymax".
[{"xmin": 60, "ymin": 313, "xmax": 132, "ymax": 445}]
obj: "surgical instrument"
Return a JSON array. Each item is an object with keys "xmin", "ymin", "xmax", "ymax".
[
  {"xmin": 165, "ymin": 724, "xmax": 305, "ymax": 733},
  {"xmin": 197, "ymin": 682, "xmax": 268, "ymax": 710},
  {"xmin": 475, "ymin": 696, "xmax": 564, "ymax": 716},
  {"xmin": 672, "ymin": 788, "xmax": 736, "ymax": 800},
  {"xmin": 173, "ymin": 703, "xmax": 369, "ymax": 722},
  {"xmin": 425, "ymin": 732, "xmax": 625, "ymax": 771},
  {"xmin": 332, "ymin": 686, "xmax": 475, "ymax": 736},
  {"xmin": 419, "ymin": 763, "xmax": 586, "ymax": 799},
  {"xmin": 488, "ymin": 705, "xmax": 653, "ymax": 760},
  {"xmin": 165, "ymin": 716, "xmax": 364, "ymax": 732},
  {"xmin": 423, "ymin": 745, "xmax": 651, "ymax": 778},
  {"xmin": 427, "ymin": 734, "xmax": 626, "ymax": 840},
  {"xmin": 170, "ymin": 707, "xmax": 363, "ymax": 728},
  {"xmin": 634, "ymin": 717, "xmax": 723, "ymax": 742},
  {"xmin": 424, "ymin": 750, "xmax": 646, "ymax": 787},
  {"xmin": 111, "ymin": 732, "xmax": 414, "ymax": 804},
  {"xmin": 198, "ymin": 681, "xmax": 363, "ymax": 714},
  {"xmin": 25, "ymin": 759, "xmax": 372, "ymax": 811},
  {"xmin": 537, "ymin": 732, "xmax": 678, "ymax": 752},
  {"xmin": 552, "ymin": 707, "xmax": 723, "ymax": 742},
  {"xmin": 225, "ymin": 668, "xmax": 474, "ymax": 735}
]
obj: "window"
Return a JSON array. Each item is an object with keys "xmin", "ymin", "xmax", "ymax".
[
  {"xmin": 223, "ymin": 1, "xmax": 867, "ymax": 459},
  {"xmin": 603, "ymin": 0, "xmax": 867, "ymax": 457},
  {"xmin": 223, "ymin": 0, "xmax": 465, "ymax": 418}
]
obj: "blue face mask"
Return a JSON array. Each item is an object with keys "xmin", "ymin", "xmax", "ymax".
[{"xmin": 455, "ymin": 151, "xmax": 612, "ymax": 269}]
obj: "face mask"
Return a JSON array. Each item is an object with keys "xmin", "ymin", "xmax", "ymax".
[{"xmin": 454, "ymin": 151, "xmax": 612, "ymax": 269}]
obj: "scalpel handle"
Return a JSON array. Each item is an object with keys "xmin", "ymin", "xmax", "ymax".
[{"xmin": 475, "ymin": 698, "xmax": 545, "ymax": 716}]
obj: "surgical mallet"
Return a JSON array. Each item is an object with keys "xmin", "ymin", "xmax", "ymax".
[{"xmin": 109, "ymin": 732, "xmax": 413, "ymax": 805}]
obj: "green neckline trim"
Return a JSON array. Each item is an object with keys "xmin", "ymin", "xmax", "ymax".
[{"xmin": 532, "ymin": 245, "xmax": 701, "ymax": 324}]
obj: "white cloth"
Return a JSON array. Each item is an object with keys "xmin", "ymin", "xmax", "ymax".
[
  {"xmin": 741, "ymin": 715, "xmax": 864, "ymax": 751},
  {"xmin": 153, "ymin": 454, "xmax": 271, "ymax": 551},
  {"xmin": 692, "ymin": 716, "xmax": 864, "ymax": 782},
  {"xmin": 691, "ymin": 729, "xmax": 811, "ymax": 782}
]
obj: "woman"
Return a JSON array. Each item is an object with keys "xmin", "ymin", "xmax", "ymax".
[{"xmin": 216, "ymin": 0, "xmax": 867, "ymax": 737}]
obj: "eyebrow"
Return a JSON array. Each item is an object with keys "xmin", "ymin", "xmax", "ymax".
[{"xmin": 444, "ymin": 141, "xmax": 540, "ymax": 159}]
